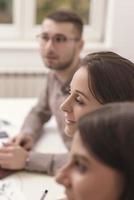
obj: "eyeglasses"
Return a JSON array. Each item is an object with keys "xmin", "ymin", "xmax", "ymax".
[{"xmin": 36, "ymin": 33, "xmax": 80, "ymax": 47}]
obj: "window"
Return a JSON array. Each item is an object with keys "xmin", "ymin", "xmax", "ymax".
[
  {"xmin": 0, "ymin": 0, "xmax": 13, "ymax": 23},
  {"xmin": 36, "ymin": 0, "xmax": 90, "ymax": 24},
  {"xmin": 0, "ymin": 0, "xmax": 107, "ymax": 43}
]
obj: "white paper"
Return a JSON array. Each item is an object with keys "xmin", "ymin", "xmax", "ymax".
[{"xmin": 0, "ymin": 180, "xmax": 26, "ymax": 200}]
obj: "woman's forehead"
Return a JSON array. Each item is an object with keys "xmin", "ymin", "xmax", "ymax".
[{"xmin": 71, "ymin": 67, "xmax": 89, "ymax": 89}]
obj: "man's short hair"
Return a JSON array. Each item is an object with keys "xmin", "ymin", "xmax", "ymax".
[{"xmin": 46, "ymin": 10, "xmax": 83, "ymax": 37}]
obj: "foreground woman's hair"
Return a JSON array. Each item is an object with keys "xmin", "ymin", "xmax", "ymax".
[{"xmin": 78, "ymin": 102, "xmax": 134, "ymax": 200}]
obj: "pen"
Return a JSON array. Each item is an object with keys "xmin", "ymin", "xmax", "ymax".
[{"xmin": 40, "ymin": 189, "xmax": 48, "ymax": 200}]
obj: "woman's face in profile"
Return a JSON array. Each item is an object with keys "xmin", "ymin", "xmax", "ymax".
[
  {"xmin": 56, "ymin": 132, "xmax": 124, "ymax": 200},
  {"xmin": 60, "ymin": 67, "xmax": 101, "ymax": 137}
]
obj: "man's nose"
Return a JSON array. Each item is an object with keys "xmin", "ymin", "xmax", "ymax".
[{"xmin": 44, "ymin": 38, "xmax": 55, "ymax": 49}]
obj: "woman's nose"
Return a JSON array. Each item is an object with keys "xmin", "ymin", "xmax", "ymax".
[
  {"xmin": 55, "ymin": 165, "xmax": 71, "ymax": 187},
  {"xmin": 60, "ymin": 96, "xmax": 72, "ymax": 113}
]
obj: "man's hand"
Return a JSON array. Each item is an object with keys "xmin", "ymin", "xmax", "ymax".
[
  {"xmin": 0, "ymin": 145, "xmax": 29, "ymax": 170},
  {"xmin": 8, "ymin": 134, "xmax": 34, "ymax": 151}
]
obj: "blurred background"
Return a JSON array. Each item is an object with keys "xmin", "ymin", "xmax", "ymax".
[{"xmin": 0, "ymin": 0, "xmax": 134, "ymax": 97}]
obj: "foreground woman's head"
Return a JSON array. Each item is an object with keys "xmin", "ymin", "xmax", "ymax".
[
  {"xmin": 56, "ymin": 102, "xmax": 134, "ymax": 200},
  {"xmin": 61, "ymin": 51, "xmax": 134, "ymax": 136}
]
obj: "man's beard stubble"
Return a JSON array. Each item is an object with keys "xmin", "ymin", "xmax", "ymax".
[{"xmin": 44, "ymin": 52, "xmax": 76, "ymax": 71}]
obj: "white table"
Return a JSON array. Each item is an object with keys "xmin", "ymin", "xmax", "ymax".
[{"xmin": 0, "ymin": 98, "xmax": 67, "ymax": 200}]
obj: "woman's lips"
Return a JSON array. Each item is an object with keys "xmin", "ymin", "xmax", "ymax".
[{"xmin": 65, "ymin": 118, "xmax": 76, "ymax": 125}]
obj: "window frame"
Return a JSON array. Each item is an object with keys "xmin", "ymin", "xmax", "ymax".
[
  {"xmin": 0, "ymin": 0, "xmax": 22, "ymax": 39},
  {"xmin": 0, "ymin": 0, "xmax": 107, "ymax": 44}
]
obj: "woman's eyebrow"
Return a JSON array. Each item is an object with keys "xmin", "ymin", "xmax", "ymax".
[
  {"xmin": 75, "ymin": 90, "xmax": 90, "ymax": 100},
  {"xmin": 73, "ymin": 154, "xmax": 89, "ymax": 163}
]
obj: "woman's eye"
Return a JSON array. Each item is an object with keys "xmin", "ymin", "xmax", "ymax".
[
  {"xmin": 75, "ymin": 96, "xmax": 84, "ymax": 105},
  {"xmin": 74, "ymin": 160, "xmax": 87, "ymax": 173}
]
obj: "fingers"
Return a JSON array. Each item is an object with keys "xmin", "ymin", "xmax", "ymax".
[
  {"xmin": 7, "ymin": 135, "xmax": 29, "ymax": 146},
  {"xmin": 0, "ymin": 152, "xmax": 12, "ymax": 168},
  {"xmin": 0, "ymin": 146, "xmax": 13, "ymax": 153},
  {"xmin": 4, "ymin": 134, "xmax": 33, "ymax": 151},
  {"xmin": 13, "ymin": 136, "xmax": 23, "ymax": 146},
  {"xmin": 0, "ymin": 160, "xmax": 16, "ymax": 170},
  {"xmin": 0, "ymin": 153, "xmax": 12, "ymax": 159},
  {"xmin": 8, "ymin": 135, "xmax": 27, "ymax": 146},
  {"xmin": 19, "ymin": 135, "xmax": 33, "ymax": 150},
  {"xmin": 0, "ymin": 163, "xmax": 11, "ymax": 169},
  {"xmin": 0, "ymin": 146, "xmax": 28, "ymax": 170},
  {"xmin": 22, "ymin": 142, "xmax": 32, "ymax": 151},
  {"xmin": 6, "ymin": 136, "xmax": 20, "ymax": 146}
]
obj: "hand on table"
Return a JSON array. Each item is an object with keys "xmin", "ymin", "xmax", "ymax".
[
  {"xmin": 0, "ymin": 145, "xmax": 29, "ymax": 170},
  {"xmin": 8, "ymin": 133, "xmax": 34, "ymax": 151}
]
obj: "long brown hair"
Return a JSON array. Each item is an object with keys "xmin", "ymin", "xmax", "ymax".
[
  {"xmin": 81, "ymin": 51, "xmax": 134, "ymax": 104},
  {"xmin": 78, "ymin": 102, "xmax": 134, "ymax": 199}
]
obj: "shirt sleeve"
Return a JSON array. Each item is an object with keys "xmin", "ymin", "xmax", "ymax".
[
  {"xmin": 24, "ymin": 152, "xmax": 69, "ymax": 176},
  {"xmin": 20, "ymin": 76, "xmax": 52, "ymax": 141}
]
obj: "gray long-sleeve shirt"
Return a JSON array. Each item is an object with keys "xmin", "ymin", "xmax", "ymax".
[{"xmin": 22, "ymin": 71, "xmax": 72, "ymax": 175}]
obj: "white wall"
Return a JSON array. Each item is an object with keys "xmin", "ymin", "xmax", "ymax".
[
  {"xmin": 110, "ymin": 0, "xmax": 134, "ymax": 62},
  {"xmin": 0, "ymin": 0, "xmax": 134, "ymax": 72}
]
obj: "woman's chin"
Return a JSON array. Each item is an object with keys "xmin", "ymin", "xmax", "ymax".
[{"xmin": 64, "ymin": 126, "xmax": 76, "ymax": 138}]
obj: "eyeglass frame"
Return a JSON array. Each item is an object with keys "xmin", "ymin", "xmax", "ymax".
[{"xmin": 36, "ymin": 33, "xmax": 80, "ymax": 46}]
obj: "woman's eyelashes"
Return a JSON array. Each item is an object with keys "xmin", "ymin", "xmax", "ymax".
[
  {"xmin": 68, "ymin": 90, "xmax": 85, "ymax": 105},
  {"xmin": 75, "ymin": 95, "xmax": 84, "ymax": 105},
  {"xmin": 72, "ymin": 158, "xmax": 88, "ymax": 173}
]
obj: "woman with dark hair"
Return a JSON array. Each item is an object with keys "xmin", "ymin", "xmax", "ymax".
[
  {"xmin": 61, "ymin": 51, "xmax": 134, "ymax": 137},
  {"xmin": 56, "ymin": 102, "xmax": 134, "ymax": 200},
  {"xmin": 1, "ymin": 51, "xmax": 134, "ymax": 176}
]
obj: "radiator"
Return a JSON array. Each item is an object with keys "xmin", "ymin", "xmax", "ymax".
[{"xmin": 0, "ymin": 72, "xmax": 46, "ymax": 97}]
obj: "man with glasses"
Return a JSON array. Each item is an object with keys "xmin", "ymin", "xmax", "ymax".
[{"xmin": 5, "ymin": 10, "xmax": 84, "ymax": 175}]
